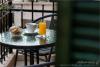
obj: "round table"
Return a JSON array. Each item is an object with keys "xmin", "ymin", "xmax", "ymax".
[{"xmin": 0, "ymin": 29, "xmax": 56, "ymax": 66}]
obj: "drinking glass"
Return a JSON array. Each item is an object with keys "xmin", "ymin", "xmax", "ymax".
[
  {"xmin": 39, "ymin": 38, "xmax": 46, "ymax": 45},
  {"xmin": 39, "ymin": 20, "xmax": 46, "ymax": 36}
]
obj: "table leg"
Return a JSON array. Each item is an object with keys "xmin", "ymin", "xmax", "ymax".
[
  {"xmin": 24, "ymin": 50, "xmax": 27, "ymax": 66},
  {"xmin": 0, "ymin": 45, "xmax": 3, "ymax": 63},
  {"xmin": 9, "ymin": 48, "xmax": 13, "ymax": 53},
  {"xmin": 14, "ymin": 50, "xmax": 18, "ymax": 67},
  {"xmin": 30, "ymin": 50, "xmax": 34, "ymax": 65},
  {"xmin": 36, "ymin": 50, "xmax": 39, "ymax": 64},
  {"xmin": 3, "ymin": 46, "xmax": 5, "ymax": 61}
]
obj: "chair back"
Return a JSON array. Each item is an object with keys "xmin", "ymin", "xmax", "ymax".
[{"xmin": 32, "ymin": 13, "xmax": 57, "ymax": 29}]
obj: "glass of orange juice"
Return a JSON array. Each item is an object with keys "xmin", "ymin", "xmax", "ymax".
[
  {"xmin": 39, "ymin": 38, "xmax": 46, "ymax": 45},
  {"xmin": 39, "ymin": 20, "xmax": 46, "ymax": 36}
]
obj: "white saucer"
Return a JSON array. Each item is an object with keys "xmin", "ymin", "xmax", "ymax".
[{"xmin": 23, "ymin": 29, "xmax": 38, "ymax": 34}]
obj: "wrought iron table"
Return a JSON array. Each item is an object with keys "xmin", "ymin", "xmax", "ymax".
[{"xmin": 0, "ymin": 29, "xmax": 55, "ymax": 66}]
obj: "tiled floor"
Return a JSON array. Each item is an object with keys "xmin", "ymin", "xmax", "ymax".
[{"xmin": 0, "ymin": 53, "xmax": 15, "ymax": 67}]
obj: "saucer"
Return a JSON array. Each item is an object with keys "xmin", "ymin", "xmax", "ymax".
[
  {"xmin": 22, "ymin": 29, "xmax": 39, "ymax": 36},
  {"xmin": 23, "ymin": 33, "xmax": 38, "ymax": 36}
]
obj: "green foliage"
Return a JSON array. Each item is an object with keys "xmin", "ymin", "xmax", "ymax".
[{"xmin": 0, "ymin": 3, "xmax": 9, "ymax": 11}]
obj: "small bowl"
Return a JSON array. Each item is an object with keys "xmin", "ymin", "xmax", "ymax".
[
  {"xmin": 10, "ymin": 28, "xmax": 22, "ymax": 37},
  {"xmin": 10, "ymin": 32, "xmax": 22, "ymax": 37}
]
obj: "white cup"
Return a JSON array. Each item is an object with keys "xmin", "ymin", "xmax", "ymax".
[{"xmin": 26, "ymin": 23, "xmax": 37, "ymax": 33}]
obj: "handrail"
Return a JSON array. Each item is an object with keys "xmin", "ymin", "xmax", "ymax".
[{"xmin": 10, "ymin": 8, "xmax": 57, "ymax": 13}]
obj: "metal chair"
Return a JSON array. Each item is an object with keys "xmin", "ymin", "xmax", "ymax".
[{"xmin": 33, "ymin": 13, "xmax": 57, "ymax": 63}]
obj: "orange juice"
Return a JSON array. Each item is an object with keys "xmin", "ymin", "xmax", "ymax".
[
  {"xmin": 39, "ymin": 38, "xmax": 46, "ymax": 45},
  {"xmin": 39, "ymin": 21, "xmax": 46, "ymax": 35}
]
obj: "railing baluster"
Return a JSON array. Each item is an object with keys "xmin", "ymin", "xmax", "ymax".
[
  {"xmin": 42, "ymin": 4, "xmax": 44, "ymax": 21},
  {"xmin": 1, "ymin": 45, "xmax": 3, "ymax": 63},
  {"xmin": 8, "ymin": 0, "xmax": 13, "ymax": 28},
  {"xmin": 3, "ymin": 46, "xmax": 5, "ymax": 61},
  {"xmin": 21, "ymin": 4, "xmax": 23, "ymax": 28},
  {"xmin": 0, "ymin": 0, "xmax": 13, "ymax": 64},
  {"xmin": 32, "ymin": 0, "xmax": 34, "ymax": 21},
  {"xmin": 0, "ymin": 10, "xmax": 2, "ymax": 33}
]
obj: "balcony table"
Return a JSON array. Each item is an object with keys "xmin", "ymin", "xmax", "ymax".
[{"xmin": 0, "ymin": 29, "xmax": 55, "ymax": 66}]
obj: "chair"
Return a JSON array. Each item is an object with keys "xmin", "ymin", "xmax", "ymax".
[
  {"xmin": 33, "ymin": 13, "xmax": 57, "ymax": 29},
  {"xmin": 32, "ymin": 13, "xmax": 57, "ymax": 63},
  {"xmin": 14, "ymin": 13, "xmax": 57, "ymax": 66}
]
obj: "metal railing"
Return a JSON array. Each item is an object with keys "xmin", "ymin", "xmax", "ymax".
[
  {"xmin": 11, "ymin": 1, "xmax": 57, "ymax": 28},
  {"xmin": 0, "ymin": 0, "xmax": 11, "ymax": 63}
]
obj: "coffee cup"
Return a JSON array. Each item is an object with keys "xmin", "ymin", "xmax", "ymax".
[{"xmin": 26, "ymin": 23, "xmax": 37, "ymax": 33}]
